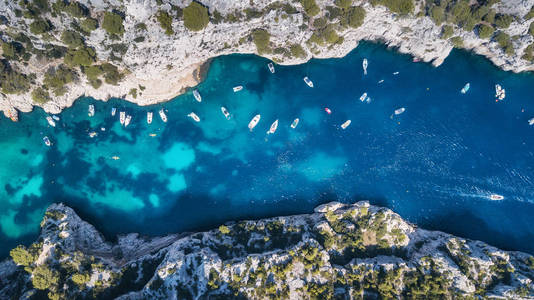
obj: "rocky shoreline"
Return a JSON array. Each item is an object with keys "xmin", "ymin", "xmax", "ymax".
[{"xmin": 0, "ymin": 0, "xmax": 533, "ymax": 119}]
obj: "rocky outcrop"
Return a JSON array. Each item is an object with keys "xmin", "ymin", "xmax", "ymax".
[
  {"xmin": 0, "ymin": 0, "xmax": 533, "ymax": 118},
  {"xmin": 1, "ymin": 201, "xmax": 534, "ymax": 299}
]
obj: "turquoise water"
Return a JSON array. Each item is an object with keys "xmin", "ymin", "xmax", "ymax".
[{"xmin": 2, "ymin": 42, "xmax": 534, "ymax": 257}]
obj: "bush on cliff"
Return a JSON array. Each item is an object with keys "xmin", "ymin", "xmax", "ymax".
[
  {"xmin": 494, "ymin": 14, "xmax": 514, "ymax": 29},
  {"xmin": 252, "ymin": 29, "xmax": 271, "ymax": 54},
  {"xmin": 495, "ymin": 31, "xmax": 514, "ymax": 55},
  {"xmin": 157, "ymin": 10, "xmax": 174, "ymax": 35},
  {"xmin": 477, "ymin": 24, "xmax": 494, "ymax": 39},
  {"xmin": 29, "ymin": 19, "xmax": 51, "ymax": 34},
  {"xmin": 529, "ymin": 21, "xmax": 534, "ymax": 37},
  {"xmin": 102, "ymin": 11, "xmax": 124, "ymax": 36},
  {"xmin": 10, "ymin": 245, "xmax": 36, "ymax": 266},
  {"xmin": 32, "ymin": 265, "xmax": 59, "ymax": 290},
  {"xmin": 61, "ymin": 30, "xmax": 84, "ymax": 48},
  {"xmin": 371, "ymin": 0, "xmax": 414, "ymax": 15},
  {"xmin": 64, "ymin": 46, "xmax": 95, "ymax": 67},
  {"xmin": 300, "ymin": 0, "xmax": 320, "ymax": 17},
  {"xmin": 348, "ymin": 6, "xmax": 366, "ymax": 28},
  {"xmin": 32, "ymin": 87, "xmax": 51, "ymax": 104},
  {"xmin": 43, "ymin": 64, "xmax": 76, "ymax": 96},
  {"xmin": 290, "ymin": 44, "xmax": 306, "ymax": 58},
  {"xmin": 0, "ymin": 62, "xmax": 30, "ymax": 94},
  {"xmin": 334, "ymin": 0, "xmax": 352, "ymax": 9},
  {"xmin": 183, "ymin": 2, "xmax": 209, "ymax": 31},
  {"xmin": 441, "ymin": 25, "xmax": 454, "ymax": 39},
  {"xmin": 80, "ymin": 17, "xmax": 98, "ymax": 33}
]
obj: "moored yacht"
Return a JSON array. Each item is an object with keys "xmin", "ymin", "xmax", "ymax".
[
  {"xmin": 489, "ymin": 194, "xmax": 504, "ymax": 200},
  {"xmin": 221, "ymin": 107, "xmax": 231, "ymax": 120},
  {"xmin": 88, "ymin": 104, "xmax": 95, "ymax": 117},
  {"xmin": 394, "ymin": 107, "xmax": 406, "ymax": 115},
  {"xmin": 268, "ymin": 62, "xmax": 275, "ymax": 73},
  {"xmin": 188, "ymin": 112, "xmax": 200, "ymax": 122},
  {"xmin": 291, "ymin": 118, "xmax": 299, "ymax": 129},
  {"xmin": 341, "ymin": 120, "xmax": 351, "ymax": 129},
  {"xmin": 359, "ymin": 92, "xmax": 368, "ymax": 102},
  {"xmin": 193, "ymin": 89, "xmax": 202, "ymax": 102},
  {"xmin": 159, "ymin": 109, "xmax": 167, "ymax": 123},
  {"xmin": 233, "ymin": 86, "xmax": 243, "ymax": 92},
  {"xmin": 52, "ymin": 115, "xmax": 60, "ymax": 121},
  {"xmin": 43, "ymin": 136, "xmax": 51, "ymax": 146},
  {"xmin": 267, "ymin": 119, "xmax": 278, "ymax": 135},
  {"xmin": 111, "ymin": 107, "xmax": 116, "ymax": 116},
  {"xmin": 120, "ymin": 111, "xmax": 126, "ymax": 126},
  {"xmin": 147, "ymin": 111, "xmax": 153, "ymax": 124},
  {"xmin": 46, "ymin": 116, "xmax": 56, "ymax": 127},
  {"xmin": 324, "ymin": 107, "xmax": 332, "ymax": 114},
  {"xmin": 124, "ymin": 115, "xmax": 132, "ymax": 127},
  {"xmin": 303, "ymin": 76, "xmax": 314, "ymax": 88},
  {"xmin": 362, "ymin": 58, "xmax": 368, "ymax": 75},
  {"xmin": 393, "ymin": 71, "xmax": 399, "ymax": 75},
  {"xmin": 88, "ymin": 131, "xmax": 97, "ymax": 138},
  {"xmin": 248, "ymin": 114, "xmax": 261, "ymax": 131},
  {"xmin": 461, "ymin": 83, "xmax": 470, "ymax": 94},
  {"xmin": 529, "ymin": 118, "xmax": 534, "ymax": 125},
  {"xmin": 495, "ymin": 84, "xmax": 505, "ymax": 101}
]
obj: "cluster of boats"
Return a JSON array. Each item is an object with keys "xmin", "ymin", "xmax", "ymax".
[{"xmin": 495, "ymin": 84, "xmax": 506, "ymax": 101}]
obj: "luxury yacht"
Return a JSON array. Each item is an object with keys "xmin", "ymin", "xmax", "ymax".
[
  {"xmin": 221, "ymin": 107, "xmax": 231, "ymax": 120},
  {"xmin": 394, "ymin": 107, "xmax": 406, "ymax": 115},
  {"xmin": 147, "ymin": 111, "xmax": 153, "ymax": 124},
  {"xmin": 248, "ymin": 114, "xmax": 261, "ymax": 131},
  {"xmin": 159, "ymin": 109, "xmax": 167, "ymax": 123},
  {"xmin": 124, "ymin": 115, "xmax": 132, "ymax": 127},
  {"xmin": 291, "ymin": 118, "xmax": 299, "ymax": 129},
  {"xmin": 119, "ymin": 111, "xmax": 125, "ymax": 125},
  {"xmin": 188, "ymin": 112, "xmax": 200, "ymax": 122},
  {"xmin": 233, "ymin": 86, "xmax": 243, "ymax": 92},
  {"xmin": 341, "ymin": 120, "xmax": 351, "ymax": 129},
  {"xmin": 88, "ymin": 104, "xmax": 95, "ymax": 117},
  {"xmin": 111, "ymin": 107, "xmax": 116, "ymax": 116},
  {"xmin": 193, "ymin": 89, "xmax": 202, "ymax": 102},
  {"xmin": 267, "ymin": 119, "xmax": 279, "ymax": 134},
  {"xmin": 461, "ymin": 83, "xmax": 470, "ymax": 94},
  {"xmin": 43, "ymin": 136, "xmax": 51, "ymax": 146},
  {"xmin": 303, "ymin": 76, "xmax": 314, "ymax": 88},
  {"xmin": 268, "ymin": 62, "xmax": 275, "ymax": 73},
  {"xmin": 46, "ymin": 116, "xmax": 56, "ymax": 127},
  {"xmin": 362, "ymin": 58, "xmax": 368, "ymax": 75}
]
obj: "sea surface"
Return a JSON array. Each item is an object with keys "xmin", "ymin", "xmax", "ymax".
[{"xmin": 2, "ymin": 42, "xmax": 534, "ymax": 257}]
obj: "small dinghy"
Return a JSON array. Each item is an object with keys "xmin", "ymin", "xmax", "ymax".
[
  {"xmin": 248, "ymin": 114, "xmax": 261, "ymax": 131},
  {"xmin": 52, "ymin": 115, "xmax": 60, "ymax": 121},
  {"xmin": 88, "ymin": 104, "xmax": 95, "ymax": 117},
  {"xmin": 46, "ymin": 116, "xmax": 56, "ymax": 127},
  {"xmin": 233, "ymin": 86, "xmax": 243, "ymax": 92},
  {"xmin": 341, "ymin": 120, "xmax": 351, "ymax": 129},
  {"xmin": 362, "ymin": 58, "xmax": 368, "ymax": 75},
  {"xmin": 188, "ymin": 112, "xmax": 200, "ymax": 122},
  {"xmin": 291, "ymin": 118, "xmax": 299, "ymax": 129},
  {"xmin": 359, "ymin": 92, "xmax": 368, "ymax": 102},
  {"xmin": 268, "ymin": 62, "xmax": 275, "ymax": 73},
  {"xmin": 324, "ymin": 107, "xmax": 332, "ymax": 114},
  {"xmin": 193, "ymin": 89, "xmax": 202, "ymax": 102},
  {"xmin": 528, "ymin": 118, "xmax": 534, "ymax": 126},
  {"xmin": 119, "ymin": 111, "xmax": 125, "ymax": 125},
  {"xmin": 147, "ymin": 112, "xmax": 153, "ymax": 124},
  {"xmin": 159, "ymin": 109, "xmax": 167, "ymax": 123},
  {"xmin": 124, "ymin": 115, "xmax": 132, "ymax": 127},
  {"xmin": 461, "ymin": 83, "xmax": 470, "ymax": 94},
  {"xmin": 267, "ymin": 119, "xmax": 278, "ymax": 134},
  {"xmin": 303, "ymin": 76, "xmax": 314, "ymax": 88},
  {"xmin": 111, "ymin": 107, "xmax": 116, "ymax": 116},
  {"xmin": 43, "ymin": 136, "xmax": 51, "ymax": 146},
  {"xmin": 221, "ymin": 107, "xmax": 231, "ymax": 120}
]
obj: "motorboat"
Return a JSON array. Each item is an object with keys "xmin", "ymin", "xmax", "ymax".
[
  {"xmin": 46, "ymin": 116, "xmax": 56, "ymax": 127},
  {"xmin": 111, "ymin": 156, "xmax": 120, "ymax": 160},
  {"xmin": 528, "ymin": 118, "xmax": 534, "ymax": 125},
  {"xmin": 221, "ymin": 107, "xmax": 231, "ymax": 120},
  {"xmin": 267, "ymin": 119, "xmax": 278, "ymax": 134},
  {"xmin": 460, "ymin": 83, "xmax": 470, "ymax": 94},
  {"xmin": 147, "ymin": 111, "xmax": 153, "ymax": 124},
  {"xmin": 193, "ymin": 89, "xmax": 202, "ymax": 102},
  {"xmin": 362, "ymin": 58, "xmax": 368, "ymax": 75},
  {"xmin": 159, "ymin": 109, "xmax": 167, "ymax": 123},
  {"xmin": 149, "ymin": 133, "xmax": 157, "ymax": 137},
  {"xmin": 359, "ymin": 92, "xmax": 368, "ymax": 102},
  {"xmin": 188, "ymin": 112, "xmax": 200, "ymax": 122},
  {"xmin": 303, "ymin": 76, "xmax": 314, "ymax": 88},
  {"xmin": 324, "ymin": 107, "xmax": 331, "ymax": 114},
  {"xmin": 124, "ymin": 115, "xmax": 132, "ymax": 127},
  {"xmin": 120, "ymin": 111, "xmax": 125, "ymax": 125},
  {"xmin": 268, "ymin": 62, "xmax": 275, "ymax": 73},
  {"xmin": 88, "ymin": 131, "xmax": 97, "ymax": 138},
  {"xmin": 52, "ymin": 115, "xmax": 60, "ymax": 121},
  {"xmin": 393, "ymin": 71, "xmax": 399, "ymax": 75},
  {"xmin": 233, "ymin": 86, "xmax": 243, "ymax": 92},
  {"xmin": 43, "ymin": 136, "xmax": 51, "ymax": 146},
  {"xmin": 489, "ymin": 194, "xmax": 504, "ymax": 200},
  {"xmin": 378, "ymin": 79, "xmax": 384, "ymax": 84},
  {"xmin": 248, "ymin": 114, "xmax": 261, "ymax": 131},
  {"xmin": 290, "ymin": 118, "xmax": 299, "ymax": 129},
  {"xmin": 88, "ymin": 104, "xmax": 95, "ymax": 117},
  {"xmin": 341, "ymin": 120, "xmax": 351, "ymax": 129},
  {"xmin": 394, "ymin": 107, "xmax": 405, "ymax": 115},
  {"xmin": 111, "ymin": 107, "xmax": 116, "ymax": 116}
]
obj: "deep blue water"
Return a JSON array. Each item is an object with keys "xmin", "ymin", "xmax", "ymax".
[{"xmin": 2, "ymin": 42, "xmax": 534, "ymax": 258}]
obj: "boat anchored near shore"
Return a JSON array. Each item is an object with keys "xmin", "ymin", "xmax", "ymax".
[
  {"xmin": 124, "ymin": 115, "xmax": 132, "ymax": 127},
  {"xmin": 88, "ymin": 104, "xmax": 95, "ymax": 117},
  {"xmin": 193, "ymin": 89, "xmax": 202, "ymax": 102},
  {"xmin": 221, "ymin": 107, "xmax": 231, "ymax": 120},
  {"xmin": 119, "ymin": 111, "xmax": 125, "ymax": 126},
  {"xmin": 341, "ymin": 120, "xmax": 351, "ymax": 129},
  {"xmin": 248, "ymin": 114, "xmax": 261, "ymax": 131},
  {"xmin": 268, "ymin": 62, "xmax": 275, "ymax": 73},
  {"xmin": 362, "ymin": 58, "xmax": 368, "ymax": 75},
  {"xmin": 188, "ymin": 112, "xmax": 200, "ymax": 122},
  {"xmin": 147, "ymin": 112, "xmax": 153, "ymax": 124},
  {"xmin": 303, "ymin": 76, "xmax": 314, "ymax": 88},
  {"xmin": 291, "ymin": 118, "xmax": 299, "ymax": 129},
  {"xmin": 233, "ymin": 86, "xmax": 243, "ymax": 92},
  {"xmin": 159, "ymin": 109, "xmax": 167, "ymax": 123},
  {"xmin": 267, "ymin": 119, "xmax": 279, "ymax": 134},
  {"xmin": 46, "ymin": 116, "xmax": 56, "ymax": 127}
]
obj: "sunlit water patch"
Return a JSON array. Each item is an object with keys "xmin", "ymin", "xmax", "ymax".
[{"xmin": 2, "ymin": 42, "xmax": 534, "ymax": 257}]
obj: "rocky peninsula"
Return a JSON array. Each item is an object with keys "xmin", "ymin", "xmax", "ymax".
[
  {"xmin": 1, "ymin": 201, "xmax": 534, "ymax": 299},
  {"xmin": 0, "ymin": 0, "xmax": 534, "ymax": 119}
]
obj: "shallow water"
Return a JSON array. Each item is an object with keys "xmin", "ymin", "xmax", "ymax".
[{"xmin": 2, "ymin": 42, "xmax": 534, "ymax": 257}]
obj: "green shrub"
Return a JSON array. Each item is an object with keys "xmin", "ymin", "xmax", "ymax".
[
  {"xmin": 522, "ymin": 44, "xmax": 534, "ymax": 62},
  {"xmin": 2, "ymin": 42, "xmax": 16, "ymax": 59},
  {"xmin": 526, "ymin": 7, "xmax": 534, "ymax": 20},
  {"xmin": 101, "ymin": 63, "xmax": 123, "ymax": 85},
  {"xmin": 66, "ymin": 1, "xmax": 88, "ymax": 18},
  {"xmin": 43, "ymin": 64, "xmax": 76, "ymax": 96},
  {"xmin": 32, "ymin": 87, "xmax": 50, "ymax": 104},
  {"xmin": 495, "ymin": 31, "xmax": 514, "ymax": 55},
  {"xmin": 529, "ymin": 22, "xmax": 534, "ymax": 37},
  {"xmin": 61, "ymin": 30, "xmax": 84, "ymax": 48},
  {"xmin": 129, "ymin": 88, "xmax": 137, "ymax": 98},
  {"xmin": 157, "ymin": 10, "xmax": 174, "ymax": 35},
  {"xmin": 430, "ymin": 5, "xmax": 445, "ymax": 25},
  {"xmin": 495, "ymin": 14, "xmax": 514, "ymax": 29},
  {"xmin": 477, "ymin": 24, "xmax": 494, "ymax": 39},
  {"xmin": 80, "ymin": 18, "xmax": 98, "ymax": 33},
  {"xmin": 10, "ymin": 245, "xmax": 36, "ymax": 266},
  {"xmin": 334, "ymin": 0, "xmax": 352, "ymax": 9},
  {"xmin": 483, "ymin": 9, "xmax": 496, "ymax": 23},
  {"xmin": 371, "ymin": 0, "xmax": 414, "ymax": 15},
  {"xmin": 32, "ymin": 265, "xmax": 59, "ymax": 290},
  {"xmin": 313, "ymin": 17, "xmax": 327, "ymax": 28},
  {"xmin": 135, "ymin": 23, "xmax": 147, "ymax": 31},
  {"xmin": 0, "ymin": 62, "xmax": 30, "ymax": 94},
  {"xmin": 102, "ymin": 12, "xmax": 125, "ymax": 36},
  {"xmin": 71, "ymin": 273, "xmax": 90, "ymax": 286},
  {"xmin": 441, "ymin": 25, "xmax": 454, "ymax": 39},
  {"xmin": 290, "ymin": 44, "xmax": 306, "ymax": 58},
  {"xmin": 348, "ymin": 6, "xmax": 366, "ymax": 28},
  {"xmin": 300, "ymin": 0, "xmax": 320, "ymax": 17},
  {"xmin": 219, "ymin": 225, "xmax": 230, "ymax": 234},
  {"xmin": 450, "ymin": 36, "xmax": 463, "ymax": 48},
  {"xmin": 29, "ymin": 19, "xmax": 51, "ymax": 34},
  {"xmin": 252, "ymin": 29, "xmax": 271, "ymax": 54},
  {"xmin": 134, "ymin": 36, "xmax": 145, "ymax": 43},
  {"xmin": 183, "ymin": 1, "xmax": 209, "ymax": 31},
  {"xmin": 64, "ymin": 46, "xmax": 95, "ymax": 67}
]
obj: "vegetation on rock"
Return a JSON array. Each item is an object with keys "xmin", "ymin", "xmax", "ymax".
[
  {"xmin": 183, "ymin": 2, "xmax": 209, "ymax": 31},
  {"xmin": 102, "ymin": 11, "xmax": 125, "ymax": 36}
]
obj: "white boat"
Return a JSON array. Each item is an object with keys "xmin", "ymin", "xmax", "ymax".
[
  {"xmin": 341, "ymin": 120, "xmax": 351, "ymax": 129},
  {"xmin": 248, "ymin": 114, "xmax": 261, "ymax": 131},
  {"xmin": 52, "ymin": 115, "xmax": 60, "ymax": 121},
  {"xmin": 159, "ymin": 109, "xmax": 167, "ymax": 123},
  {"xmin": 394, "ymin": 107, "xmax": 406, "ymax": 115},
  {"xmin": 46, "ymin": 116, "xmax": 56, "ymax": 127},
  {"xmin": 378, "ymin": 79, "xmax": 384, "ymax": 84},
  {"xmin": 43, "ymin": 136, "xmax": 51, "ymax": 146},
  {"xmin": 188, "ymin": 112, "xmax": 200, "ymax": 122},
  {"xmin": 88, "ymin": 104, "xmax": 95, "ymax": 117},
  {"xmin": 233, "ymin": 86, "xmax": 243, "ymax": 92},
  {"xmin": 489, "ymin": 194, "xmax": 504, "ymax": 200},
  {"xmin": 268, "ymin": 62, "xmax": 275, "ymax": 73},
  {"xmin": 111, "ymin": 107, "xmax": 116, "ymax": 116},
  {"xmin": 303, "ymin": 76, "xmax": 314, "ymax": 88},
  {"xmin": 359, "ymin": 92, "xmax": 368, "ymax": 102},
  {"xmin": 147, "ymin": 112, "xmax": 153, "ymax": 124},
  {"xmin": 88, "ymin": 131, "xmax": 97, "ymax": 138},
  {"xmin": 393, "ymin": 71, "xmax": 399, "ymax": 75},
  {"xmin": 267, "ymin": 119, "xmax": 278, "ymax": 134},
  {"xmin": 528, "ymin": 118, "xmax": 534, "ymax": 125},
  {"xmin": 221, "ymin": 107, "xmax": 231, "ymax": 120},
  {"xmin": 119, "ymin": 111, "xmax": 125, "ymax": 125},
  {"xmin": 124, "ymin": 115, "xmax": 132, "ymax": 127},
  {"xmin": 193, "ymin": 89, "xmax": 202, "ymax": 102},
  {"xmin": 461, "ymin": 83, "xmax": 470, "ymax": 94},
  {"xmin": 362, "ymin": 58, "xmax": 368, "ymax": 75},
  {"xmin": 495, "ymin": 84, "xmax": 505, "ymax": 101},
  {"xmin": 291, "ymin": 118, "xmax": 299, "ymax": 129}
]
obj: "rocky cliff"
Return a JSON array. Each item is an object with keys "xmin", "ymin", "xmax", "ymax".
[
  {"xmin": 0, "ymin": 0, "xmax": 533, "ymax": 119},
  {"xmin": 1, "ymin": 201, "xmax": 534, "ymax": 299}
]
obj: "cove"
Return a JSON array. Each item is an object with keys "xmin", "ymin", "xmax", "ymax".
[{"xmin": 1, "ymin": 42, "xmax": 534, "ymax": 258}]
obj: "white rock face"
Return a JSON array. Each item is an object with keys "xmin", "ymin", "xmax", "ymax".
[{"xmin": 0, "ymin": 0, "xmax": 533, "ymax": 118}]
